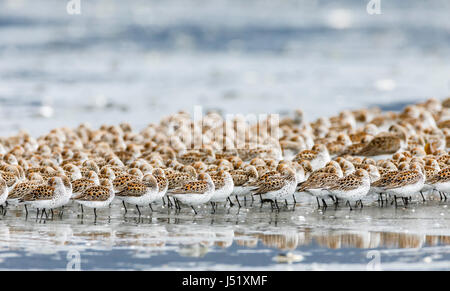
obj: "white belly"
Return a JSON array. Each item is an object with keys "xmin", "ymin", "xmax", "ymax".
[
  {"xmin": 172, "ymin": 191, "xmax": 213, "ymax": 206},
  {"xmin": 210, "ymin": 183, "xmax": 234, "ymax": 202}
]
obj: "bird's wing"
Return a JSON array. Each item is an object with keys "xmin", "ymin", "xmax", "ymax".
[
  {"xmin": 328, "ymin": 175, "xmax": 362, "ymax": 191},
  {"xmin": 384, "ymin": 171, "xmax": 421, "ymax": 189},
  {"xmin": 253, "ymin": 177, "xmax": 285, "ymax": 194},
  {"xmin": 169, "ymin": 181, "xmax": 209, "ymax": 194},
  {"xmin": 73, "ymin": 186, "xmax": 110, "ymax": 201},
  {"xmin": 116, "ymin": 182, "xmax": 149, "ymax": 197},
  {"xmin": 22, "ymin": 185, "xmax": 54, "ymax": 201}
]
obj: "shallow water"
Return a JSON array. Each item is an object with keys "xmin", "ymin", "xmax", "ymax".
[
  {"xmin": 1, "ymin": 0, "xmax": 450, "ymax": 270},
  {"xmin": 1, "ymin": 0, "xmax": 450, "ymax": 137},
  {"xmin": 1, "ymin": 194, "xmax": 450, "ymax": 270}
]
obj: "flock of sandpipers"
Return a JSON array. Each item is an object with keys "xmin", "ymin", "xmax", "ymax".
[{"xmin": 1, "ymin": 97, "xmax": 450, "ymax": 219}]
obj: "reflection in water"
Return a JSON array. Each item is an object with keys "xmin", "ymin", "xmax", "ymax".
[
  {"xmin": 2, "ymin": 219, "xmax": 450, "ymax": 258},
  {"xmin": 1, "ymin": 203, "xmax": 450, "ymax": 269},
  {"xmin": 236, "ymin": 229, "xmax": 450, "ymax": 251}
]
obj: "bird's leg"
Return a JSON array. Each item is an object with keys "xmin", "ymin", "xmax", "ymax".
[
  {"xmin": 316, "ymin": 197, "xmax": 321, "ymax": 208},
  {"xmin": 136, "ymin": 205, "xmax": 141, "ymax": 216},
  {"xmin": 292, "ymin": 194, "xmax": 297, "ymax": 204},
  {"xmin": 227, "ymin": 197, "xmax": 234, "ymax": 208},
  {"xmin": 191, "ymin": 206, "xmax": 197, "ymax": 215},
  {"xmin": 149, "ymin": 203, "xmax": 153, "ymax": 212},
  {"xmin": 420, "ymin": 191, "xmax": 425, "ymax": 202},
  {"xmin": 122, "ymin": 201, "xmax": 127, "ymax": 213},
  {"xmin": 235, "ymin": 195, "xmax": 241, "ymax": 208},
  {"xmin": 274, "ymin": 200, "xmax": 280, "ymax": 211}
]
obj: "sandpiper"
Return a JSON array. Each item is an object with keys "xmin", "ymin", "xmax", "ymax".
[
  {"xmin": 252, "ymin": 167, "xmax": 297, "ymax": 210},
  {"xmin": 19, "ymin": 177, "xmax": 66, "ymax": 218},
  {"xmin": 384, "ymin": 163, "xmax": 425, "ymax": 206},
  {"xmin": 209, "ymin": 170, "xmax": 234, "ymax": 211},
  {"xmin": 293, "ymin": 144, "xmax": 330, "ymax": 171},
  {"xmin": 427, "ymin": 167, "xmax": 450, "ymax": 201},
  {"xmin": 0, "ymin": 177, "xmax": 8, "ymax": 214},
  {"xmin": 152, "ymin": 168, "xmax": 168, "ymax": 208},
  {"xmin": 167, "ymin": 173, "xmax": 215, "ymax": 214},
  {"xmin": 115, "ymin": 174, "xmax": 159, "ymax": 215},
  {"xmin": 357, "ymin": 126, "xmax": 407, "ymax": 156},
  {"xmin": 328, "ymin": 169, "xmax": 371, "ymax": 210},
  {"xmin": 7, "ymin": 173, "xmax": 44, "ymax": 205},
  {"xmin": 297, "ymin": 165, "xmax": 342, "ymax": 208},
  {"xmin": 229, "ymin": 165, "xmax": 258, "ymax": 207},
  {"xmin": 72, "ymin": 179, "xmax": 115, "ymax": 217}
]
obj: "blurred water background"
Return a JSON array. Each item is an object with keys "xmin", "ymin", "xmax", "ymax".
[
  {"xmin": 1, "ymin": 0, "xmax": 450, "ymax": 270},
  {"xmin": 1, "ymin": 0, "xmax": 450, "ymax": 136}
]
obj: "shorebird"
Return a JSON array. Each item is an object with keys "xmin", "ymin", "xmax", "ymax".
[
  {"xmin": 72, "ymin": 179, "xmax": 115, "ymax": 217},
  {"xmin": 229, "ymin": 165, "xmax": 258, "ymax": 207},
  {"xmin": 115, "ymin": 174, "xmax": 159, "ymax": 215},
  {"xmin": 151, "ymin": 168, "xmax": 168, "ymax": 208},
  {"xmin": 251, "ymin": 167, "xmax": 297, "ymax": 210},
  {"xmin": 167, "ymin": 173, "xmax": 215, "ymax": 215},
  {"xmin": 52, "ymin": 175, "xmax": 73, "ymax": 216},
  {"xmin": 7, "ymin": 173, "xmax": 44, "ymax": 205},
  {"xmin": 328, "ymin": 169, "xmax": 371, "ymax": 210},
  {"xmin": 165, "ymin": 166, "xmax": 197, "ymax": 190},
  {"xmin": 297, "ymin": 165, "xmax": 342, "ymax": 208},
  {"xmin": 209, "ymin": 170, "xmax": 234, "ymax": 211},
  {"xmin": 427, "ymin": 167, "xmax": 450, "ymax": 201},
  {"xmin": 19, "ymin": 177, "xmax": 66, "ymax": 219},
  {"xmin": 0, "ymin": 177, "xmax": 8, "ymax": 215},
  {"xmin": 71, "ymin": 171, "xmax": 99, "ymax": 197},
  {"xmin": 384, "ymin": 163, "xmax": 425, "ymax": 206},
  {"xmin": 293, "ymin": 144, "xmax": 330, "ymax": 171},
  {"xmin": 357, "ymin": 126, "xmax": 408, "ymax": 157},
  {"xmin": 0, "ymin": 170, "xmax": 21, "ymax": 192}
]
